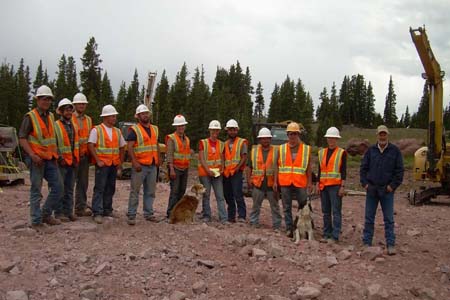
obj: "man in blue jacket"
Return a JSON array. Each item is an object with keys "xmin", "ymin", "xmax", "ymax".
[{"xmin": 360, "ymin": 125, "xmax": 403, "ymax": 255}]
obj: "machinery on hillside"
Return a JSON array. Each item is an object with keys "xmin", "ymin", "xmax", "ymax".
[
  {"xmin": 408, "ymin": 26, "xmax": 450, "ymax": 205},
  {"xmin": 0, "ymin": 125, "xmax": 26, "ymax": 185},
  {"xmin": 117, "ymin": 72, "xmax": 167, "ymax": 181}
]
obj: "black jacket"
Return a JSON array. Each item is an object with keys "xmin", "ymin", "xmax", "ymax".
[{"xmin": 360, "ymin": 143, "xmax": 404, "ymax": 191}]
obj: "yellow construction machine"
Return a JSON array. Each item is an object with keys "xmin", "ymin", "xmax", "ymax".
[
  {"xmin": 409, "ymin": 26, "xmax": 450, "ymax": 204},
  {"xmin": 0, "ymin": 125, "xmax": 26, "ymax": 185}
]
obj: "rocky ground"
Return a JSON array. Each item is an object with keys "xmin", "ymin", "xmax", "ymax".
[{"xmin": 1, "ymin": 166, "xmax": 450, "ymax": 300}]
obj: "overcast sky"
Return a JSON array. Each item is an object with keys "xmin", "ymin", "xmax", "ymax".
[{"xmin": 2, "ymin": 0, "xmax": 450, "ymax": 117}]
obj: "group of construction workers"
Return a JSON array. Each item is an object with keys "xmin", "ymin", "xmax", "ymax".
[{"xmin": 21, "ymin": 84, "xmax": 403, "ymax": 255}]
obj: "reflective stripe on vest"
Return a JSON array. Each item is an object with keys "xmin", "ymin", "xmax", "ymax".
[
  {"xmin": 251, "ymin": 145, "xmax": 277, "ymax": 188},
  {"xmin": 198, "ymin": 139, "xmax": 224, "ymax": 177},
  {"xmin": 166, "ymin": 133, "xmax": 190, "ymax": 169},
  {"xmin": 27, "ymin": 109, "xmax": 58, "ymax": 160},
  {"xmin": 55, "ymin": 119, "xmax": 80, "ymax": 166},
  {"xmin": 95, "ymin": 124, "xmax": 121, "ymax": 166},
  {"xmin": 278, "ymin": 143, "xmax": 310, "ymax": 187},
  {"xmin": 318, "ymin": 147, "xmax": 344, "ymax": 190},
  {"xmin": 224, "ymin": 137, "xmax": 246, "ymax": 177},
  {"xmin": 131, "ymin": 123, "xmax": 159, "ymax": 165},
  {"xmin": 72, "ymin": 114, "xmax": 92, "ymax": 155}
]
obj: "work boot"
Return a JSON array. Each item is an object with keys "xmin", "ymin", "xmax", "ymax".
[
  {"xmin": 387, "ymin": 246, "xmax": 396, "ymax": 256},
  {"xmin": 237, "ymin": 218, "xmax": 246, "ymax": 223},
  {"xmin": 68, "ymin": 214, "xmax": 78, "ymax": 222},
  {"xmin": 93, "ymin": 215, "xmax": 103, "ymax": 224},
  {"xmin": 76, "ymin": 208, "xmax": 92, "ymax": 217},
  {"xmin": 56, "ymin": 215, "xmax": 70, "ymax": 223},
  {"xmin": 144, "ymin": 215, "xmax": 157, "ymax": 222},
  {"xmin": 127, "ymin": 217, "xmax": 136, "ymax": 226},
  {"xmin": 42, "ymin": 216, "xmax": 61, "ymax": 226}
]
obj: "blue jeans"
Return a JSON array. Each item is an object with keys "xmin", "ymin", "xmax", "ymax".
[
  {"xmin": 92, "ymin": 165, "xmax": 117, "ymax": 216},
  {"xmin": 280, "ymin": 185, "xmax": 307, "ymax": 231},
  {"xmin": 249, "ymin": 187, "xmax": 282, "ymax": 229},
  {"xmin": 55, "ymin": 165, "xmax": 75, "ymax": 217},
  {"xmin": 199, "ymin": 175, "xmax": 227, "ymax": 222},
  {"xmin": 362, "ymin": 187, "xmax": 395, "ymax": 246},
  {"xmin": 320, "ymin": 185, "xmax": 342, "ymax": 240},
  {"xmin": 28, "ymin": 158, "xmax": 62, "ymax": 225},
  {"xmin": 166, "ymin": 168, "xmax": 188, "ymax": 218},
  {"xmin": 74, "ymin": 155, "xmax": 90, "ymax": 212},
  {"xmin": 127, "ymin": 165, "xmax": 157, "ymax": 218},
  {"xmin": 223, "ymin": 171, "xmax": 246, "ymax": 221}
]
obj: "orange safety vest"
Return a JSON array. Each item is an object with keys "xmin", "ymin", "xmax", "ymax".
[
  {"xmin": 54, "ymin": 119, "xmax": 80, "ymax": 166},
  {"xmin": 94, "ymin": 124, "xmax": 121, "ymax": 166},
  {"xmin": 130, "ymin": 123, "xmax": 159, "ymax": 165},
  {"xmin": 198, "ymin": 138, "xmax": 224, "ymax": 177},
  {"xmin": 224, "ymin": 137, "xmax": 247, "ymax": 177},
  {"xmin": 165, "ymin": 133, "xmax": 190, "ymax": 169},
  {"xmin": 251, "ymin": 145, "xmax": 277, "ymax": 188},
  {"xmin": 278, "ymin": 143, "xmax": 311, "ymax": 188},
  {"xmin": 318, "ymin": 147, "xmax": 344, "ymax": 190},
  {"xmin": 27, "ymin": 108, "xmax": 58, "ymax": 160},
  {"xmin": 71, "ymin": 114, "xmax": 92, "ymax": 156}
]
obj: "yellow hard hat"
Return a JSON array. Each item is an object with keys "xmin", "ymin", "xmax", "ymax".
[{"xmin": 286, "ymin": 122, "xmax": 301, "ymax": 132}]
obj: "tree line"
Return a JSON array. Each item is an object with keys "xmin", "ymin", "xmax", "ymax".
[{"xmin": 1, "ymin": 36, "xmax": 447, "ymax": 149}]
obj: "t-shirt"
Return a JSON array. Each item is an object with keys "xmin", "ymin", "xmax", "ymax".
[
  {"xmin": 18, "ymin": 107, "xmax": 50, "ymax": 138},
  {"xmin": 126, "ymin": 125, "xmax": 152, "ymax": 141},
  {"xmin": 248, "ymin": 146, "xmax": 271, "ymax": 191},
  {"xmin": 88, "ymin": 124, "xmax": 126, "ymax": 147},
  {"xmin": 227, "ymin": 137, "xmax": 248, "ymax": 156},
  {"xmin": 198, "ymin": 138, "xmax": 218, "ymax": 154}
]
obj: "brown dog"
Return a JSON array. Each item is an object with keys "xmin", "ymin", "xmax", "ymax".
[{"xmin": 169, "ymin": 184, "xmax": 206, "ymax": 224}]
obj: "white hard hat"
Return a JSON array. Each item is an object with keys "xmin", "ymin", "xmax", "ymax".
[
  {"xmin": 56, "ymin": 98, "xmax": 73, "ymax": 114},
  {"xmin": 134, "ymin": 104, "xmax": 150, "ymax": 117},
  {"xmin": 208, "ymin": 120, "xmax": 221, "ymax": 130},
  {"xmin": 324, "ymin": 127, "xmax": 341, "ymax": 138},
  {"xmin": 72, "ymin": 92, "xmax": 88, "ymax": 104},
  {"xmin": 100, "ymin": 104, "xmax": 119, "ymax": 117},
  {"xmin": 225, "ymin": 119, "xmax": 239, "ymax": 129},
  {"xmin": 35, "ymin": 85, "xmax": 54, "ymax": 98},
  {"xmin": 172, "ymin": 114, "xmax": 188, "ymax": 126},
  {"xmin": 257, "ymin": 127, "xmax": 272, "ymax": 138}
]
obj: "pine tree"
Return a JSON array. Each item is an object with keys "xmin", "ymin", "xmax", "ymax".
[
  {"xmin": 443, "ymin": 103, "xmax": 450, "ymax": 133},
  {"xmin": 210, "ymin": 67, "xmax": 230, "ymax": 124},
  {"xmin": 65, "ymin": 56, "xmax": 78, "ymax": 98},
  {"xmin": 254, "ymin": 81, "xmax": 264, "ymax": 122},
  {"xmin": 120, "ymin": 69, "xmax": 140, "ymax": 122},
  {"xmin": 278, "ymin": 76, "xmax": 296, "ymax": 121},
  {"xmin": 383, "ymin": 76, "xmax": 398, "ymax": 127},
  {"xmin": 152, "ymin": 71, "xmax": 171, "ymax": 142},
  {"xmin": 267, "ymin": 84, "xmax": 280, "ymax": 123},
  {"xmin": 329, "ymin": 82, "xmax": 342, "ymax": 128},
  {"xmin": 54, "ymin": 54, "xmax": 67, "ymax": 101},
  {"xmin": 365, "ymin": 82, "xmax": 376, "ymax": 128},
  {"xmin": 411, "ymin": 82, "xmax": 429, "ymax": 128},
  {"xmin": 168, "ymin": 63, "xmax": 190, "ymax": 116},
  {"xmin": 80, "ymin": 37, "xmax": 102, "ymax": 107},
  {"xmin": 33, "ymin": 60, "xmax": 45, "ymax": 91},
  {"xmin": 338, "ymin": 76, "xmax": 351, "ymax": 124},
  {"xmin": 0, "ymin": 63, "xmax": 15, "ymax": 126},
  {"xmin": 12, "ymin": 59, "xmax": 31, "ymax": 129},
  {"xmin": 404, "ymin": 106, "xmax": 411, "ymax": 128},
  {"xmin": 315, "ymin": 87, "xmax": 334, "ymax": 147},
  {"xmin": 99, "ymin": 71, "xmax": 114, "ymax": 109}
]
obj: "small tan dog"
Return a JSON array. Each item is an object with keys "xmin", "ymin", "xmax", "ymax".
[
  {"xmin": 169, "ymin": 183, "xmax": 205, "ymax": 224},
  {"xmin": 293, "ymin": 202, "xmax": 314, "ymax": 243}
]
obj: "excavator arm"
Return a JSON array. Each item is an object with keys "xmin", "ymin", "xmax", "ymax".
[{"xmin": 410, "ymin": 26, "xmax": 445, "ymax": 175}]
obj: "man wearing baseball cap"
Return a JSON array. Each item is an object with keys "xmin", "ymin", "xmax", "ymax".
[{"xmin": 360, "ymin": 125, "xmax": 404, "ymax": 255}]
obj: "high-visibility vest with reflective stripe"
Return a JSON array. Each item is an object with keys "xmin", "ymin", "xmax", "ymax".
[
  {"xmin": 94, "ymin": 124, "xmax": 121, "ymax": 166},
  {"xmin": 130, "ymin": 123, "xmax": 159, "ymax": 165},
  {"xmin": 71, "ymin": 114, "xmax": 92, "ymax": 156},
  {"xmin": 278, "ymin": 143, "xmax": 311, "ymax": 187},
  {"xmin": 27, "ymin": 108, "xmax": 58, "ymax": 160},
  {"xmin": 165, "ymin": 133, "xmax": 190, "ymax": 169},
  {"xmin": 198, "ymin": 138, "xmax": 224, "ymax": 177},
  {"xmin": 318, "ymin": 147, "xmax": 344, "ymax": 190},
  {"xmin": 251, "ymin": 145, "xmax": 277, "ymax": 188},
  {"xmin": 55, "ymin": 119, "xmax": 80, "ymax": 166},
  {"xmin": 224, "ymin": 137, "xmax": 247, "ymax": 177}
]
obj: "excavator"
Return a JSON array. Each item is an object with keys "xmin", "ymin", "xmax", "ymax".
[{"xmin": 408, "ymin": 26, "xmax": 450, "ymax": 205}]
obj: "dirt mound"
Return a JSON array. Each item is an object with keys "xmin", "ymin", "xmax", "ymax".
[
  {"xmin": 393, "ymin": 138, "xmax": 424, "ymax": 155},
  {"xmin": 346, "ymin": 138, "xmax": 370, "ymax": 156}
]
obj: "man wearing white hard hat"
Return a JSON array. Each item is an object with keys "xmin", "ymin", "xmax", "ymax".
[
  {"xmin": 247, "ymin": 127, "xmax": 282, "ymax": 230},
  {"xmin": 165, "ymin": 115, "xmax": 190, "ymax": 220},
  {"xmin": 54, "ymin": 98, "xmax": 79, "ymax": 222},
  {"xmin": 317, "ymin": 127, "xmax": 347, "ymax": 243},
  {"xmin": 88, "ymin": 104, "xmax": 126, "ymax": 224},
  {"xmin": 198, "ymin": 120, "xmax": 228, "ymax": 223},
  {"xmin": 71, "ymin": 92, "xmax": 93, "ymax": 217},
  {"xmin": 223, "ymin": 119, "xmax": 248, "ymax": 223},
  {"xmin": 18, "ymin": 85, "xmax": 63, "ymax": 228},
  {"xmin": 126, "ymin": 104, "xmax": 160, "ymax": 225}
]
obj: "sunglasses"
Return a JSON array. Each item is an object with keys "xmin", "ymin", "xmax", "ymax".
[{"xmin": 287, "ymin": 132, "xmax": 298, "ymax": 136}]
